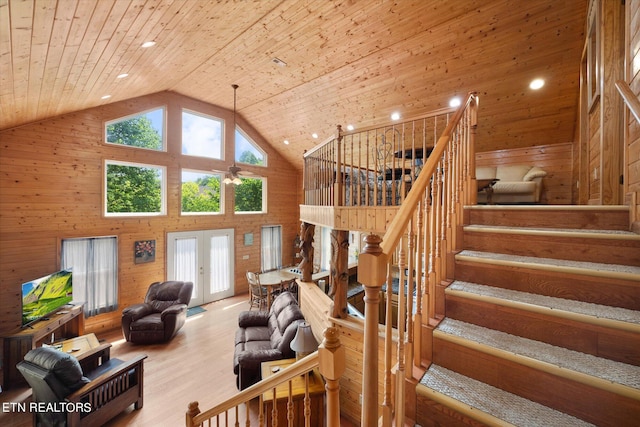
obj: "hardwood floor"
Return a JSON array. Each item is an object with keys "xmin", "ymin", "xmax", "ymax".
[{"xmin": 1, "ymin": 293, "xmax": 359, "ymax": 426}]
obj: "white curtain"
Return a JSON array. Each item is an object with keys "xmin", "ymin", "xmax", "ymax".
[
  {"xmin": 61, "ymin": 236, "xmax": 118, "ymax": 317},
  {"xmin": 175, "ymin": 237, "xmax": 198, "ymax": 299},
  {"xmin": 209, "ymin": 234, "xmax": 230, "ymax": 294},
  {"xmin": 261, "ymin": 225, "xmax": 282, "ymax": 271}
]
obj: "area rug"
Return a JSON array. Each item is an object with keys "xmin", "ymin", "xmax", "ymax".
[{"xmin": 187, "ymin": 306, "xmax": 207, "ymax": 317}]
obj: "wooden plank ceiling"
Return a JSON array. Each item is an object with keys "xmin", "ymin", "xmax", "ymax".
[{"xmin": 0, "ymin": 0, "xmax": 587, "ymax": 172}]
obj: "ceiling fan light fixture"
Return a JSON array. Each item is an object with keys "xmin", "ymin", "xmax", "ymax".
[{"xmin": 224, "ymin": 84, "xmax": 243, "ymax": 186}]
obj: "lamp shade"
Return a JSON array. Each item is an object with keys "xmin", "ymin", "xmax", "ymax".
[{"xmin": 290, "ymin": 321, "xmax": 317, "ymax": 359}]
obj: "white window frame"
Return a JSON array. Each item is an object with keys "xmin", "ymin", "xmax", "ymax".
[
  {"xmin": 104, "ymin": 160, "xmax": 167, "ymax": 217},
  {"xmin": 181, "ymin": 109, "xmax": 224, "ymax": 160},
  {"xmin": 180, "ymin": 169, "xmax": 225, "ymax": 215},
  {"xmin": 236, "ymin": 126, "xmax": 267, "ymax": 167},
  {"xmin": 104, "ymin": 107, "xmax": 166, "ymax": 152},
  {"xmin": 234, "ymin": 176, "xmax": 267, "ymax": 214}
]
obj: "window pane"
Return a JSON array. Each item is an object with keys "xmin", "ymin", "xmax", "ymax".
[
  {"xmin": 235, "ymin": 128, "xmax": 266, "ymax": 166},
  {"xmin": 106, "ymin": 161, "xmax": 165, "ymax": 215},
  {"xmin": 106, "ymin": 108, "xmax": 164, "ymax": 150},
  {"xmin": 182, "ymin": 110, "xmax": 223, "ymax": 159},
  {"xmin": 181, "ymin": 170, "xmax": 222, "ymax": 214},
  {"xmin": 234, "ymin": 177, "xmax": 265, "ymax": 213}
]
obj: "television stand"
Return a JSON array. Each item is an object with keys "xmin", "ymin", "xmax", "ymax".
[{"xmin": 2, "ymin": 304, "xmax": 85, "ymax": 389}]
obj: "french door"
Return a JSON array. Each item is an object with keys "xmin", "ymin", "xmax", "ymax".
[{"xmin": 166, "ymin": 229, "xmax": 235, "ymax": 307}]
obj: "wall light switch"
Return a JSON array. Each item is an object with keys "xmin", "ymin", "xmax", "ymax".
[{"xmin": 242, "ymin": 255, "xmax": 249, "ymax": 260}]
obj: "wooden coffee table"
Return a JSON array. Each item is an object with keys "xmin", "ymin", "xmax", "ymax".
[{"xmin": 261, "ymin": 358, "xmax": 325, "ymax": 427}]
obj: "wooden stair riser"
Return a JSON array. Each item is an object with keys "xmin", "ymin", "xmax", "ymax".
[
  {"xmin": 415, "ymin": 394, "xmax": 489, "ymax": 427},
  {"xmin": 445, "ymin": 294, "xmax": 640, "ymax": 366},
  {"xmin": 462, "ymin": 230, "xmax": 640, "ymax": 265},
  {"xmin": 454, "ymin": 259, "xmax": 640, "ymax": 310},
  {"xmin": 465, "ymin": 207, "xmax": 630, "ymax": 230},
  {"xmin": 432, "ymin": 338, "xmax": 640, "ymax": 426}
]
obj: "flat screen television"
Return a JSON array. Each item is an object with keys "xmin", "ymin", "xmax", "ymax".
[{"xmin": 21, "ymin": 269, "xmax": 73, "ymax": 327}]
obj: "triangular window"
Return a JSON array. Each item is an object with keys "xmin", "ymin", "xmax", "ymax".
[{"xmin": 235, "ymin": 127, "xmax": 266, "ymax": 166}]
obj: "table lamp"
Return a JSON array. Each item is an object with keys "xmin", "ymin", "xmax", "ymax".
[{"xmin": 290, "ymin": 321, "xmax": 317, "ymax": 360}]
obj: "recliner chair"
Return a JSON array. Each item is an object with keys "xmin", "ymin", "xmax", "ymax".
[
  {"xmin": 121, "ymin": 280, "xmax": 193, "ymax": 344},
  {"xmin": 17, "ymin": 346, "xmax": 146, "ymax": 427}
]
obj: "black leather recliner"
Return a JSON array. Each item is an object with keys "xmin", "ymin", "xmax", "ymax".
[
  {"xmin": 121, "ymin": 280, "xmax": 193, "ymax": 344},
  {"xmin": 17, "ymin": 346, "xmax": 146, "ymax": 427},
  {"xmin": 233, "ymin": 291, "xmax": 305, "ymax": 390}
]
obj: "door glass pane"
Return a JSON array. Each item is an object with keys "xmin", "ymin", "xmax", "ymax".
[
  {"xmin": 209, "ymin": 235, "xmax": 230, "ymax": 294},
  {"xmin": 176, "ymin": 237, "xmax": 198, "ymax": 299}
]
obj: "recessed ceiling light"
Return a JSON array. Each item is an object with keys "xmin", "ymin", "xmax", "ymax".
[
  {"xmin": 272, "ymin": 57, "xmax": 287, "ymax": 67},
  {"xmin": 449, "ymin": 97, "xmax": 461, "ymax": 108},
  {"xmin": 117, "ymin": 73, "xmax": 129, "ymax": 79},
  {"xmin": 346, "ymin": 124, "xmax": 354, "ymax": 131},
  {"xmin": 283, "ymin": 140, "xmax": 290, "ymax": 145},
  {"xmin": 530, "ymin": 78, "xmax": 545, "ymax": 90},
  {"xmin": 101, "ymin": 95, "xmax": 111, "ymax": 100},
  {"xmin": 141, "ymin": 41, "xmax": 156, "ymax": 48},
  {"xmin": 312, "ymin": 133, "xmax": 319, "ymax": 139},
  {"xmin": 391, "ymin": 112, "xmax": 401, "ymax": 121}
]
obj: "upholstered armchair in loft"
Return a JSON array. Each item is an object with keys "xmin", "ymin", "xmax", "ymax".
[{"xmin": 121, "ymin": 281, "xmax": 193, "ymax": 344}]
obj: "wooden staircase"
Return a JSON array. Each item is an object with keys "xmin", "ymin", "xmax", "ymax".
[{"xmin": 416, "ymin": 205, "xmax": 640, "ymax": 426}]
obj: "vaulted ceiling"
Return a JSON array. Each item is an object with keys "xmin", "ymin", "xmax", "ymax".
[{"xmin": 0, "ymin": 0, "xmax": 587, "ymax": 171}]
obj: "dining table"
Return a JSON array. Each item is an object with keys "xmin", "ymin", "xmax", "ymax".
[{"xmin": 258, "ymin": 268, "xmax": 300, "ymax": 309}]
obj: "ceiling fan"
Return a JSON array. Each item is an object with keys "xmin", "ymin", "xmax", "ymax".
[
  {"xmin": 224, "ymin": 84, "xmax": 245, "ymax": 186},
  {"xmin": 223, "ymin": 164, "xmax": 243, "ymax": 185}
]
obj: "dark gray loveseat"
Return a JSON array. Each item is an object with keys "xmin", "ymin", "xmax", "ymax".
[{"xmin": 233, "ymin": 291, "xmax": 305, "ymax": 390}]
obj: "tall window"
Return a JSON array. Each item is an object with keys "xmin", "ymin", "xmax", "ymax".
[
  {"xmin": 235, "ymin": 128, "xmax": 266, "ymax": 166},
  {"xmin": 261, "ymin": 225, "xmax": 282, "ymax": 272},
  {"xmin": 105, "ymin": 107, "xmax": 164, "ymax": 151},
  {"xmin": 105, "ymin": 160, "xmax": 166, "ymax": 216},
  {"xmin": 181, "ymin": 169, "xmax": 223, "ymax": 214},
  {"xmin": 182, "ymin": 110, "xmax": 223, "ymax": 159},
  {"xmin": 61, "ymin": 236, "xmax": 118, "ymax": 317},
  {"xmin": 235, "ymin": 177, "xmax": 266, "ymax": 213}
]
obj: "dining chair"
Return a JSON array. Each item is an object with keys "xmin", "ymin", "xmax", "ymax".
[{"xmin": 246, "ymin": 271, "xmax": 268, "ymax": 310}]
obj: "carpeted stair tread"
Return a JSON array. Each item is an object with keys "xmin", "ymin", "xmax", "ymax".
[
  {"xmin": 447, "ymin": 281, "xmax": 640, "ymax": 326},
  {"xmin": 419, "ymin": 365, "xmax": 596, "ymax": 426},
  {"xmin": 456, "ymin": 250, "xmax": 640, "ymax": 276},
  {"xmin": 435, "ymin": 318, "xmax": 640, "ymax": 391},
  {"xmin": 464, "ymin": 224, "xmax": 640, "ymax": 238}
]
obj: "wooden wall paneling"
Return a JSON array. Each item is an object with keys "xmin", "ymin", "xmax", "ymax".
[
  {"xmin": 626, "ymin": 0, "xmax": 640, "ymax": 227},
  {"xmin": 588, "ymin": 104, "xmax": 602, "ymax": 203},
  {"xmin": 0, "ymin": 91, "xmax": 299, "ymax": 337},
  {"xmin": 475, "ymin": 143, "xmax": 574, "ymax": 204},
  {"xmin": 600, "ymin": 0, "xmax": 625, "ymax": 204}
]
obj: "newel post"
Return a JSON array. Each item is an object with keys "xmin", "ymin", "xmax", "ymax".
[
  {"xmin": 318, "ymin": 327, "xmax": 345, "ymax": 427},
  {"xmin": 357, "ymin": 233, "xmax": 387, "ymax": 427},
  {"xmin": 186, "ymin": 401, "xmax": 201, "ymax": 427}
]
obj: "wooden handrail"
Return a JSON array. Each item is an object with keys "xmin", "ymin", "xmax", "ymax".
[
  {"xmin": 186, "ymin": 353, "xmax": 319, "ymax": 426},
  {"xmin": 616, "ymin": 80, "xmax": 640, "ymax": 124},
  {"xmin": 357, "ymin": 91, "xmax": 478, "ymax": 426}
]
